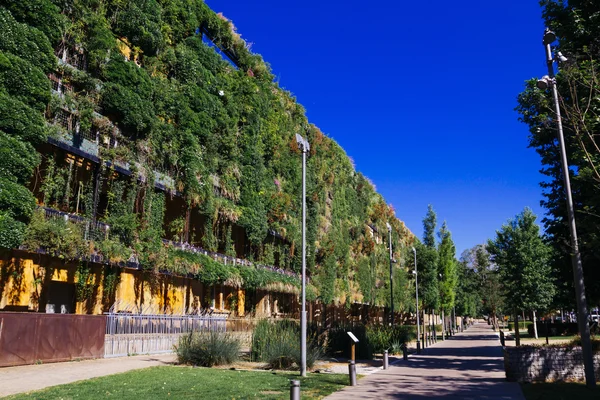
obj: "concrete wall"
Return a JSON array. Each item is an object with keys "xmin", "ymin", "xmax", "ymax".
[{"xmin": 504, "ymin": 346, "xmax": 600, "ymax": 382}]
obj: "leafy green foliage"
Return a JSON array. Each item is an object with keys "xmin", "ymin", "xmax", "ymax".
[
  {"xmin": 437, "ymin": 221, "xmax": 458, "ymax": 312},
  {"xmin": 325, "ymin": 324, "xmax": 371, "ymax": 359},
  {"xmin": 0, "ymin": 51, "xmax": 50, "ymax": 112},
  {"xmin": 0, "ymin": 91, "xmax": 47, "ymax": 144},
  {"xmin": 75, "ymin": 262, "xmax": 96, "ymax": 302},
  {"xmin": 487, "ymin": 208, "xmax": 555, "ymax": 312},
  {"xmin": 23, "ymin": 209, "xmax": 88, "ymax": 259},
  {"xmin": 423, "ymin": 204, "xmax": 437, "ymax": 248},
  {"xmin": 0, "ymin": 0, "xmax": 65, "ymax": 46},
  {"xmin": 1, "ymin": 1, "xmax": 415, "ymax": 304},
  {"xmin": 0, "ymin": 15, "xmax": 49, "ymax": 248},
  {"xmin": 0, "ymin": 8, "xmax": 55, "ymax": 73},
  {"xmin": 517, "ymin": 1, "xmax": 600, "ymax": 307},
  {"xmin": 417, "ymin": 205, "xmax": 440, "ymax": 311},
  {"xmin": 325, "ymin": 323, "xmax": 419, "ymax": 359},
  {"xmin": 0, "ymin": 131, "xmax": 39, "ymax": 184},
  {"xmin": 0, "ymin": 213, "xmax": 26, "ymax": 249},
  {"xmin": 0, "ymin": 177, "xmax": 36, "ymax": 222},
  {"xmin": 111, "ymin": 0, "xmax": 164, "ymax": 56}
]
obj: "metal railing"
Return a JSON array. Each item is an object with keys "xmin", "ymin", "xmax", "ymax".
[
  {"xmin": 37, "ymin": 206, "xmax": 300, "ymax": 280},
  {"xmin": 40, "ymin": 206, "xmax": 109, "ymax": 241},
  {"xmin": 104, "ymin": 309, "xmax": 227, "ymax": 357},
  {"xmin": 165, "ymin": 240, "xmax": 300, "ymax": 279}
]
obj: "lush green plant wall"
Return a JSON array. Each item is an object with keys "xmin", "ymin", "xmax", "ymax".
[{"xmin": 0, "ymin": 0, "xmax": 414, "ymax": 307}]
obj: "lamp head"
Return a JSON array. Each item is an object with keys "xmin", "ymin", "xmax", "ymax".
[
  {"xmin": 295, "ymin": 133, "xmax": 310, "ymax": 152},
  {"xmin": 543, "ymin": 28, "xmax": 556, "ymax": 45},
  {"xmin": 556, "ymin": 52, "xmax": 568, "ymax": 62},
  {"xmin": 386, "ymin": 222, "xmax": 391, "ymax": 231},
  {"xmin": 412, "ymin": 246, "xmax": 416, "ymax": 254},
  {"xmin": 537, "ymin": 75, "xmax": 552, "ymax": 90}
]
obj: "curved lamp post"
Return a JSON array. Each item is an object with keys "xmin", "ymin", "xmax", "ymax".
[{"xmin": 537, "ymin": 28, "xmax": 595, "ymax": 388}]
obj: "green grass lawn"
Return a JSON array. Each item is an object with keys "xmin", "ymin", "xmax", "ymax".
[
  {"xmin": 5, "ymin": 366, "xmax": 348, "ymax": 400},
  {"xmin": 521, "ymin": 382, "xmax": 600, "ymax": 400}
]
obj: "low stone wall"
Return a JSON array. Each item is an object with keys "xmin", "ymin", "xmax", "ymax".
[{"xmin": 504, "ymin": 346, "xmax": 600, "ymax": 382}]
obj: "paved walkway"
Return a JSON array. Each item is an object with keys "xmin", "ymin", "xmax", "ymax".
[
  {"xmin": 0, "ymin": 354, "xmax": 176, "ymax": 397},
  {"xmin": 326, "ymin": 322, "xmax": 525, "ymax": 400}
]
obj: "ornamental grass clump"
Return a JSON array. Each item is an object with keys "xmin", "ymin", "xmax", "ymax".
[
  {"xmin": 366, "ymin": 325, "xmax": 417, "ymax": 354},
  {"xmin": 175, "ymin": 331, "xmax": 241, "ymax": 367},
  {"xmin": 251, "ymin": 319, "xmax": 321, "ymax": 370}
]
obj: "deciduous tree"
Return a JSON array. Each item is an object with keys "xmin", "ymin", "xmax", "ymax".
[{"xmin": 487, "ymin": 208, "xmax": 555, "ymax": 341}]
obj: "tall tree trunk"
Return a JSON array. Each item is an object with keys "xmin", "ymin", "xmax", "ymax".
[
  {"xmin": 432, "ymin": 310, "xmax": 436, "ymax": 343},
  {"xmin": 532, "ymin": 310, "xmax": 539, "ymax": 339},
  {"xmin": 514, "ymin": 310, "xmax": 521, "ymax": 347},
  {"xmin": 422, "ymin": 309, "xmax": 427, "ymax": 347},
  {"xmin": 441, "ymin": 310, "xmax": 445, "ymax": 340}
]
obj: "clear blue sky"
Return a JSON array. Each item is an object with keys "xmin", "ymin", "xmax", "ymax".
[{"xmin": 207, "ymin": 0, "xmax": 549, "ymax": 256}]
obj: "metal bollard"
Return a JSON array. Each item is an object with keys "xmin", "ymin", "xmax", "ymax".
[
  {"xmin": 402, "ymin": 345, "xmax": 408, "ymax": 361},
  {"xmin": 416, "ymin": 340, "xmax": 421, "ymax": 354},
  {"xmin": 383, "ymin": 350, "xmax": 389, "ymax": 370},
  {"xmin": 290, "ymin": 380, "xmax": 300, "ymax": 400},
  {"xmin": 499, "ymin": 330, "xmax": 505, "ymax": 347},
  {"xmin": 349, "ymin": 360, "xmax": 357, "ymax": 386}
]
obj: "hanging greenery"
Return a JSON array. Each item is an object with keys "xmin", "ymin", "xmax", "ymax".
[{"xmin": 0, "ymin": 1, "xmax": 415, "ymax": 305}]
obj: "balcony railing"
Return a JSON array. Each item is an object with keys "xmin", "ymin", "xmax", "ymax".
[
  {"xmin": 48, "ymin": 106, "xmax": 176, "ymax": 193},
  {"xmin": 40, "ymin": 206, "xmax": 109, "ymax": 242},
  {"xmin": 36, "ymin": 207, "xmax": 300, "ymax": 280},
  {"xmin": 164, "ymin": 240, "xmax": 300, "ymax": 279}
]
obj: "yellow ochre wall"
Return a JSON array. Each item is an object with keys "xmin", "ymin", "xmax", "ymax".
[{"xmin": 0, "ymin": 250, "xmax": 246, "ymax": 315}]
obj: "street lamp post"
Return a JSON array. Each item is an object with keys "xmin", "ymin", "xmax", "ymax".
[
  {"xmin": 295, "ymin": 133, "xmax": 309, "ymax": 377},
  {"xmin": 386, "ymin": 223, "xmax": 394, "ymax": 327},
  {"xmin": 537, "ymin": 28, "xmax": 595, "ymax": 388},
  {"xmin": 412, "ymin": 247, "xmax": 421, "ymax": 354}
]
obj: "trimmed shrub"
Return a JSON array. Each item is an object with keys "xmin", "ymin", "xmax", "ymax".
[
  {"xmin": 326, "ymin": 324, "xmax": 371, "ymax": 359},
  {"xmin": 508, "ymin": 321, "xmax": 533, "ymax": 331},
  {"xmin": 527, "ymin": 322, "xmax": 578, "ymax": 337},
  {"xmin": 326, "ymin": 324, "xmax": 420, "ymax": 359},
  {"xmin": 175, "ymin": 331, "xmax": 240, "ymax": 367}
]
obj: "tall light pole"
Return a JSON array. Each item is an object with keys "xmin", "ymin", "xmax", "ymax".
[
  {"xmin": 386, "ymin": 222, "xmax": 394, "ymax": 327},
  {"xmin": 295, "ymin": 133, "xmax": 309, "ymax": 377},
  {"xmin": 412, "ymin": 247, "xmax": 421, "ymax": 354},
  {"xmin": 537, "ymin": 28, "xmax": 595, "ymax": 388}
]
